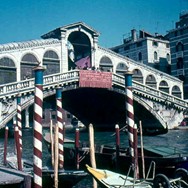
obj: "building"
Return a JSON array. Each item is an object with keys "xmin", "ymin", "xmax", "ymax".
[
  {"xmin": 166, "ymin": 11, "xmax": 188, "ymax": 98},
  {"xmin": 110, "ymin": 29, "xmax": 171, "ymax": 74}
]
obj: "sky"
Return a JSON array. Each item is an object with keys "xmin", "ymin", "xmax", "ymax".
[{"xmin": 0, "ymin": 0, "xmax": 188, "ymax": 48}]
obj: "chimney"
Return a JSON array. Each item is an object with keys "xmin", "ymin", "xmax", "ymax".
[{"xmin": 131, "ymin": 29, "xmax": 137, "ymax": 41}]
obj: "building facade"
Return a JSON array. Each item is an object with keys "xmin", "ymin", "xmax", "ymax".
[
  {"xmin": 110, "ymin": 29, "xmax": 171, "ymax": 74},
  {"xmin": 166, "ymin": 11, "xmax": 188, "ymax": 98}
]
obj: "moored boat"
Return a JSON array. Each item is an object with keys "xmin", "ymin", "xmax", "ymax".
[
  {"xmin": 86, "ymin": 164, "xmax": 188, "ymax": 188},
  {"xmin": 6, "ymin": 155, "xmax": 88, "ymax": 188},
  {"xmin": 43, "ymin": 131, "xmax": 188, "ymax": 178}
]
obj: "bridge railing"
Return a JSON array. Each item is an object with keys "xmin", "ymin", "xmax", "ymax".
[
  {"xmin": 112, "ymin": 73, "xmax": 188, "ymax": 110},
  {"xmin": 0, "ymin": 70, "xmax": 188, "ymax": 110},
  {"xmin": 0, "ymin": 70, "xmax": 80, "ymax": 99}
]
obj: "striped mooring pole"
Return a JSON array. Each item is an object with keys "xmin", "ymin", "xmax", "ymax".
[
  {"xmin": 33, "ymin": 66, "xmax": 44, "ymax": 188},
  {"xmin": 56, "ymin": 87, "xmax": 64, "ymax": 169},
  {"xmin": 125, "ymin": 71, "xmax": 139, "ymax": 178},
  {"xmin": 17, "ymin": 94, "xmax": 22, "ymax": 154}
]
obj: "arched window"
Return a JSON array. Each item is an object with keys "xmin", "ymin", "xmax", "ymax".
[
  {"xmin": 21, "ymin": 53, "xmax": 38, "ymax": 80},
  {"xmin": 99, "ymin": 56, "xmax": 113, "ymax": 72},
  {"xmin": 154, "ymin": 51, "xmax": 158, "ymax": 60},
  {"xmin": 0, "ymin": 57, "xmax": 16, "ymax": 84},
  {"xmin": 132, "ymin": 69, "xmax": 143, "ymax": 83},
  {"xmin": 176, "ymin": 42, "xmax": 184, "ymax": 52},
  {"xmin": 43, "ymin": 50, "xmax": 60, "ymax": 76}
]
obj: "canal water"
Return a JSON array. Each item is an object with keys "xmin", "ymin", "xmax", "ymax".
[{"xmin": 0, "ymin": 128, "xmax": 188, "ymax": 187}]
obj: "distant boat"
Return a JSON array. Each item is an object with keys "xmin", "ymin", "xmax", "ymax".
[{"xmin": 86, "ymin": 164, "xmax": 188, "ymax": 188}]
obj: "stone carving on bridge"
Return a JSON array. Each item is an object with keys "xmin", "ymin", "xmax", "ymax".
[{"xmin": 1, "ymin": 100, "xmax": 13, "ymax": 115}]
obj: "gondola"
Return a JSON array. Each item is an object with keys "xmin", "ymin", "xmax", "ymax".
[
  {"xmin": 6, "ymin": 155, "xmax": 88, "ymax": 188},
  {"xmin": 86, "ymin": 164, "xmax": 188, "ymax": 188},
  {"xmin": 43, "ymin": 131, "xmax": 188, "ymax": 178}
]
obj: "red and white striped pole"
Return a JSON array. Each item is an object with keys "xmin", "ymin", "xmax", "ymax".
[
  {"xmin": 125, "ymin": 71, "xmax": 139, "ymax": 178},
  {"xmin": 17, "ymin": 94, "xmax": 22, "ymax": 154},
  {"xmin": 15, "ymin": 126, "xmax": 22, "ymax": 171},
  {"xmin": 33, "ymin": 66, "xmax": 45, "ymax": 188},
  {"xmin": 56, "ymin": 87, "xmax": 64, "ymax": 169}
]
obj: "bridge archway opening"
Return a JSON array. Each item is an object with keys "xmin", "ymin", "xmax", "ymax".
[
  {"xmin": 21, "ymin": 53, "xmax": 38, "ymax": 80},
  {"xmin": 67, "ymin": 31, "xmax": 91, "ymax": 70},
  {"xmin": 38, "ymin": 87, "xmax": 163, "ymax": 131},
  {"xmin": 99, "ymin": 56, "xmax": 113, "ymax": 72},
  {"xmin": 43, "ymin": 50, "xmax": 60, "ymax": 76},
  {"xmin": 159, "ymin": 80, "xmax": 169, "ymax": 93},
  {"xmin": 146, "ymin": 74, "xmax": 157, "ymax": 88},
  {"xmin": 133, "ymin": 68, "xmax": 143, "ymax": 83},
  {"xmin": 116, "ymin": 62, "xmax": 129, "ymax": 75},
  {"xmin": 0, "ymin": 57, "xmax": 16, "ymax": 84},
  {"xmin": 172, "ymin": 85, "xmax": 181, "ymax": 98}
]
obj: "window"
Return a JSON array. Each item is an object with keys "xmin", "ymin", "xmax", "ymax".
[
  {"xmin": 137, "ymin": 41, "xmax": 142, "ymax": 47},
  {"xmin": 154, "ymin": 51, "xmax": 158, "ymax": 60},
  {"xmin": 138, "ymin": 52, "xmax": 142, "ymax": 61},
  {"xmin": 166, "ymin": 53, "xmax": 170, "ymax": 62},
  {"xmin": 177, "ymin": 58, "xmax": 184, "ymax": 69},
  {"xmin": 124, "ymin": 45, "xmax": 130, "ymax": 50},
  {"xmin": 176, "ymin": 42, "xmax": 184, "ymax": 52},
  {"xmin": 152, "ymin": 41, "xmax": 158, "ymax": 47}
]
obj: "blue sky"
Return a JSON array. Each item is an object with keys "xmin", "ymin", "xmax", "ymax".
[{"xmin": 0, "ymin": 0, "xmax": 187, "ymax": 48}]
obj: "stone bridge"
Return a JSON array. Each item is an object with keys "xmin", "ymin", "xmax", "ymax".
[
  {"xmin": 0, "ymin": 22, "xmax": 187, "ymax": 130},
  {"xmin": 0, "ymin": 70, "xmax": 187, "ymax": 130}
]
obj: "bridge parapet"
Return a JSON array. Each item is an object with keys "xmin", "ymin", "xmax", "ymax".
[
  {"xmin": 112, "ymin": 73, "xmax": 188, "ymax": 111},
  {"xmin": 0, "ymin": 70, "xmax": 187, "ymax": 129}
]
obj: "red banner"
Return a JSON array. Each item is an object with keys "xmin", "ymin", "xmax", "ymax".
[{"xmin": 79, "ymin": 70, "xmax": 112, "ymax": 88}]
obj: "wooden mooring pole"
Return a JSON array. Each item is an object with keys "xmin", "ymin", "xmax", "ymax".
[
  {"xmin": 89, "ymin": 124, "xmax": 97, "ymax": 188},
  {"xmin": 3, "ymin": 126, "xmax": 9, "ymax": 166},
  {"xmin": 115, "ymin": 124, "xmax": 120, "ymax": 172},
  {"xmin": 139, "ymin": 121, "xmax": 145, "ymax": 179},
  {"xmin": 75, "ymin": 128, "xmax": 80, "ymax": 170},
  {"xmin": 54, "ymin": 124, "xmax": 59, "ymax": 188}
]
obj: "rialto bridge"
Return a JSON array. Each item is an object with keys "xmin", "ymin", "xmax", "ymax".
[{"xmin": 0, "ymin": 22, "xmax": 187, "ymax": 130}]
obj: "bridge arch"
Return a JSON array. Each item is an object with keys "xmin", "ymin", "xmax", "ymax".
[
  {"xmin": 159, "ymin": 80, "xmax": 169, "ymax": 94},
  {"xmin": 21, "ymin": 52, "xmax": 39, "ymax": 80},
  {"xmin": 0, "ymin": 56, "xmax": 16, "ymax": 84},
  {"xmin": 43, "ymin": 49, "xmax": 60, "ymax": 76},
  {"xmin": 99, "ymin": 55, "xmax": 113, "ymax": 71},
  {"xmin": 115, "ymin": 62, "xmax": 129, "ymax": 75},
  {"xmin": 67, "ymin": 31, "xmax": 91, "ymax": 70},
  {"xmin": 145, "ymin": 74, "xmax": 157, "ymax": 88},
  {"xmin": 172, "ymin": 85, "xmax": 181, "ymax": 98},
  {"xmin": 132, "ymin": 68, "xmax": 143, "ymax": 83}
]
